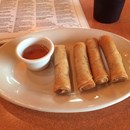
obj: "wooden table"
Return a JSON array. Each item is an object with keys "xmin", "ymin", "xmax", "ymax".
[
  {"xmin": 0, "ymin": 0, "xmax": 130, "ymax": 130},
  {"xmin": 80, "ymin": 0, "xmax": 130, "ymax": 40}
]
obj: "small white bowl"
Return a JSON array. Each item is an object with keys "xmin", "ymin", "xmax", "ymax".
[{"xmin": 16, "ymin": 37, "xmax": 54, "ymax": 71}]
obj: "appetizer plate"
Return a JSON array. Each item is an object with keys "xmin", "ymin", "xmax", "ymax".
[{"xmin": 0, "ymin": 28, "xmax": 130, "ymax": 113}]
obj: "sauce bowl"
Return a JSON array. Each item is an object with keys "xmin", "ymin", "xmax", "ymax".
[{"xmin": 16, "ymin": 37, "xmax": 54, "ymax": 71}]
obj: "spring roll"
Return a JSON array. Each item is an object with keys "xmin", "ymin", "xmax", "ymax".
[
  {"xmin": 74, "ymin": 42, "xmax": 95, "ymax": 92},
  {"xmin": 54, "ymin": 45, "xmax": 71, "ymax": 94},
  {"xmin": 99, "ymin": 35, "xmax": 128, "ymax": 83},
  {"xmin": 86, "ymin": 38, "xmax": 109, "ymax": 84}
]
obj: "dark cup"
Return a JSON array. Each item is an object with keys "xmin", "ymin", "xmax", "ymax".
[{"xmin": 94, "ymin": 0, "xmax": 125, "ymax": 23}]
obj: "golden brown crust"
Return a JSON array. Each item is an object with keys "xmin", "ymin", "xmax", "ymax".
[
  {"xmin": 86, "ymin": 38, "xmax": 109, "ymax": 84},
  {"xmin": 99, "ymin": 35, "xmax": 128, "ymax": 83},
  {"xmin": 54, "ymin": 45, "xmax": 71, "ymax": 94},
  {"xmin": 73, "ymin": 42, "xmax": 95, "ymax": 92}
]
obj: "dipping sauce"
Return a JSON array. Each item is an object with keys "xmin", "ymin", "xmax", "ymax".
[{"xmin": 22, "ymin": 44, "xmax": 49, "ymax": 59}]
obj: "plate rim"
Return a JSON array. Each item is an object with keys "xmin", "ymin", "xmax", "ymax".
[{"xmin": 0, "ymin": 28, "xmax": 130, "ymax": 113}]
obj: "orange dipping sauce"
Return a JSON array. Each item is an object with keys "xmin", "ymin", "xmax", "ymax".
[{"xmin": 22, "ymin": 44, "xmax": 49, "ymax": 59}]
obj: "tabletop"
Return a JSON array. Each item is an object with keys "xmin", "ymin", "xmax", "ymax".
[{"xmin": 0, "ymin": 0, "xmax": 130, "ymax": 130}]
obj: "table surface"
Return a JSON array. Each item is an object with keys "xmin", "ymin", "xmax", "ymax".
[{"xmin": 0, "ymin": 0, "xmax": 130, "ymax": 130}]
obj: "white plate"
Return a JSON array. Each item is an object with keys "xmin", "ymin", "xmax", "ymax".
[{"xmin": 0, "ymin": 28, "xmax": 130, "ymax": 113}]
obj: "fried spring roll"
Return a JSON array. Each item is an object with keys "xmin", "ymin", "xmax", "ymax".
[
  {"xmin": 54, "ymin": 45, "xmax": 71, "ymax": 94},
  {"xmin": 86, "ymin": 38, "xmax": 109, "ymax": 84},
  {"xmin": 74, "ymin": 42, "xmax": 95, "ymax": 92},
  {"xmin": 99, "ymin": 35, "xmax": 128, "ymax": 82}
]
